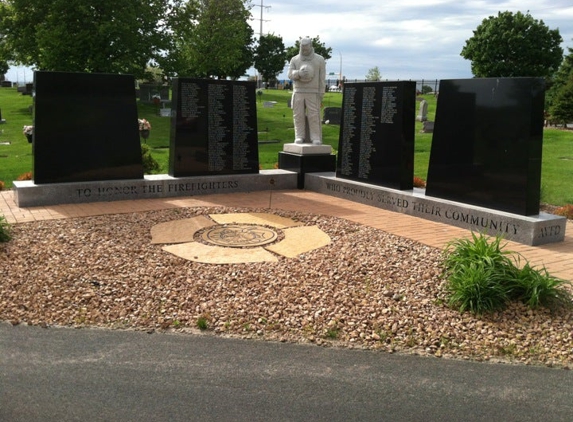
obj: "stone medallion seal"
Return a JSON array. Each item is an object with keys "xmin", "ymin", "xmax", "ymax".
[{"xmin": 201, "ymin": 224, "xmax": 278, "ymax": 247}]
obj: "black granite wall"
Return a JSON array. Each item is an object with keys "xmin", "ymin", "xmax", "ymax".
[
  {"xmin": 169, "ymin": 78, "xmax": 259, "ymax": 177},
  {"xmin": 336, "ymin": 81, "xmax": 416, "ymax": 190},
  {"xmin": 33, "ymin": 71, "xmax": 143, "ymax": 184},
  {"xmin": 426, "ymin": 78, "xmax": 545, "ymax": 216}
]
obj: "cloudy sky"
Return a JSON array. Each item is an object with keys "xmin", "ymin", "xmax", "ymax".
[
  {"xmin": 5, "ymin": 0, "xmax": 573, "ymax": 83},
  {"xmin": 250, "ymin": 0, "xmax": 573, "ymax": 81}
]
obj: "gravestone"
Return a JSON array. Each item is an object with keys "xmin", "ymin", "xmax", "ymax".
[
  {"xmin": 33, "ymin": 71, "xmax": 144, "ymax": 184},
  {"xmin": 426, "ymin": 78, "xmax": 545, "ymax": 216},
  {"xmin": 421, "ymin": 121, "xmax": 434, "ymax": 133},
  {"xmin": 323, "ymin": 107, "xmax": 341, "ymax": 125},
  {"xmin": 336, "ymin": 81, "xmax": 416, "ymax": 190},
  {"xmin": 139, "ymin": 84, "xmax": 169, "ymax": 103},
  {"xmin": 17, "ymin": 83, "xmax": 33, "ymax": 95},
  {"xmin": 416, "ymin": 99, "xmax": 428, "ymax": 121},
  {"xmin": 169, "ymin": 78, "xmax": 259, "ymax": 177}
]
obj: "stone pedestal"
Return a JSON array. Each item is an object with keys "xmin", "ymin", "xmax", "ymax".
[{"xmin": 279, "ymin": 143, "xmax": 336, "ymax": 189}]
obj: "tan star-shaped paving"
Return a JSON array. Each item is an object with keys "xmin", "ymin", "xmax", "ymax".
[
  {"xmin": 150, "ymin": 213, "xmax": 330, "ymax": 264},
  {"xmin": 150, "ymin": 215, "xmax": 215, "ymax": 244}
]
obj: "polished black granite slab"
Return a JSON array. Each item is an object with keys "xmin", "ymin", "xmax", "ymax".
[
  {"xmin": 169, "ymin": 78, "xmax": 259, "ymax": 177},
  {"xmin": 33, "ymin": 71, "xmax": 143, "ymax": 184},
  {"xmin": 336, "ymin": 81, "xmax": 416, "ymax": 190},
  {"xmin": 426, "ymin": 78, "xmax": 545, "ymax": 216}
]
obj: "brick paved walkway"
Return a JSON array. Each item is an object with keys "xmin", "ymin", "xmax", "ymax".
[{"xmin": 1, "ymin": 189, "xmax": 572, "ymax": 282}]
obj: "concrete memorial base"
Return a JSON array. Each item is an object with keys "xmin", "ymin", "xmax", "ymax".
[
  {"xmin": 282, "ymin": 144, "xmax": 333, "ymax": 155},
  {"xmin": 279, "ymin": 143, "xmax": 336, "ymax": 189},
  {"xmin": 14, "ymin": 170, "xmax": 297, "ymax": 207},
  {"xmin": 305, "ymin": 172, "xmax": 566, "ymax": 246}
]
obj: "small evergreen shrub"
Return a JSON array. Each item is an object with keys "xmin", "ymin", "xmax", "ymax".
[{"xmin": 141, "ymin": 144, "xmax": 160, "ymax": 174}]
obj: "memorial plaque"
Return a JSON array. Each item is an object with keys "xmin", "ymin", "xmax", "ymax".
[
  {"xmin": 169, "ymin": 78, "xmax": 259, "ymax": 177},
  {"xmin": 426, "ymin": 78, "xmax": 545, "ymax": 216},
  {"xmin": 33, "ymin": 71, "xmax": 144, "ymax": 184},
  {"xmin": 336, "ymin": 81, "xmax": 416, "ymax": 190}
]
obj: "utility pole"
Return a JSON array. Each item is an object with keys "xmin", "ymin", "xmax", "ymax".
[
  {"xmin": 255, "ymin": 0, "xmax": 271, "ymax": 38},
  {"xmin": 254, "ymin": 0, "xmax": 271, "ymax": 87}
]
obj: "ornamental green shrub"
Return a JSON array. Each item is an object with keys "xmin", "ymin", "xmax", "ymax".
[
  {"xmin": 141, "ymin": 143, "xmax": 160, "ymax": 174},
  {"xmin": 442, "ymin": 232, "xmax": 571, "ymax": 313}
]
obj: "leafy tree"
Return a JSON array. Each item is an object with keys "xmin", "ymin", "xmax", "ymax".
[
  {"xmin": 552, "ymin": 46, "xmax": 573, "ymax": 86},
  {"xmin": 180, "ymin": 0, "xmax": 254, "ymax": 79},
  {"xmin": 546, "ymin": 46, "xmax": 573, "ymax": 110},
  {"xmin": 285, "ymin": 36, "xmax": 332, "ymax": 62},
  {"xmin": 460, "ymin": 11, "xmax": 563, "ymax": 78},
  {"xmin": 421, "ymin": 85, "xmax": 433, "ymax": 94},
  {"xmin": 549, "ymin": 80, "xmax": 573, "ymax": 125},
  {"xmin": 0, "ymin": 2, "xmax": 11, "ymax": 77},
  {"xmin": 157, "ymin": 0, "xmax": 200, "ymax": 79},
  {"xmin": 365, "ymin": 66, "xmax": 381, "ymax": 81},
  {"xmin": 254, "ymin": 33, "xmax": 286, "ymax": 86},
  {"xmin": 0, "ymin": 60, "xmax": 8, "ymax": 78},
  {"xmin": 0, "ymin": 0, "xmax": 171, "ymax": 79}
]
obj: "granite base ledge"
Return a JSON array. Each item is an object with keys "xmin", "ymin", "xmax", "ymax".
[
  {"xmin": 283, "ymin": 143, "xmax": 333, "ymax": 155},
  {"xmin": 305, "ymin": 172, "xmax": 566, "ymax": 246},
  {"xmin": 14, "ymin": 170, "xmax": 297, "ymax": 207}
]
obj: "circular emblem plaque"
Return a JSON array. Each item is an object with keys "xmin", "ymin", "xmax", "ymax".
[{"xmin": 201, "ymin": 224, "xmax": 278, "ymax": 247}]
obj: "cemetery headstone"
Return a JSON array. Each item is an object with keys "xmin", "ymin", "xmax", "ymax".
[
  {"xmin": 323, "ymin": 107, "xmax": 341, "ymax": 125},
  {"xmin": 20, "ymin": 83, "xmax": 33, "ymax": 95},
  {"xmin": 421, "ymin": 121, "xmax": 434, "ymax": 133},
  {"xmin": 33, "ymin": 71, "xmax": 144, "ymax": 184},
  {"xmin": 426, "ymin": 78, "xmax": 545, "ymax": 216},
  {"xmin": 169, "ymin": 78, "xmax": 259, "ymax": 177},
  {"xmin": 336, "ymin": 81, "xmax": 416, "ymax": 190},
  {"xmin": 139, "ymin": 84, "xmax": 170, "ymax": 103},
  {"xmin": 416, "ymin": 99, "xmax": 428, "ymax": 121}
]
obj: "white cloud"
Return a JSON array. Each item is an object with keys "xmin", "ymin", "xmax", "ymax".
[
  {"xmin": 5, "ymin": 1, "xmax": 572, "ymax": 83},
  {"xmin": 253, "ymin": 0, "xmax": 573, "ymax": 80}
]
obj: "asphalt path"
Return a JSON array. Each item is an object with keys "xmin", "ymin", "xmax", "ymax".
[{"xmin": 1, "ymin": 322, "xmax": 572, "ymax": 421}]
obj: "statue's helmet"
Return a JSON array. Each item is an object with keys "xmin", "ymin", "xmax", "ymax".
[{"xmin": 299, "ymin": 64, "xmax": 314, "ymax": 82}]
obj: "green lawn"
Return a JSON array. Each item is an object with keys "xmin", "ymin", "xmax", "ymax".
[{"xmin": 0, "ymin": 86, "xmax": 571, "ymax": 205}]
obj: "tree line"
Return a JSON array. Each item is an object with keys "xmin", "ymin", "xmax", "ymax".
[
  {"xmin": 0, "ymin": 0, "xmax": 330, "ymax": 84},
  {"xmin": 0, "ymin": 3, "xmax": 571, "ymax": 123}
]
